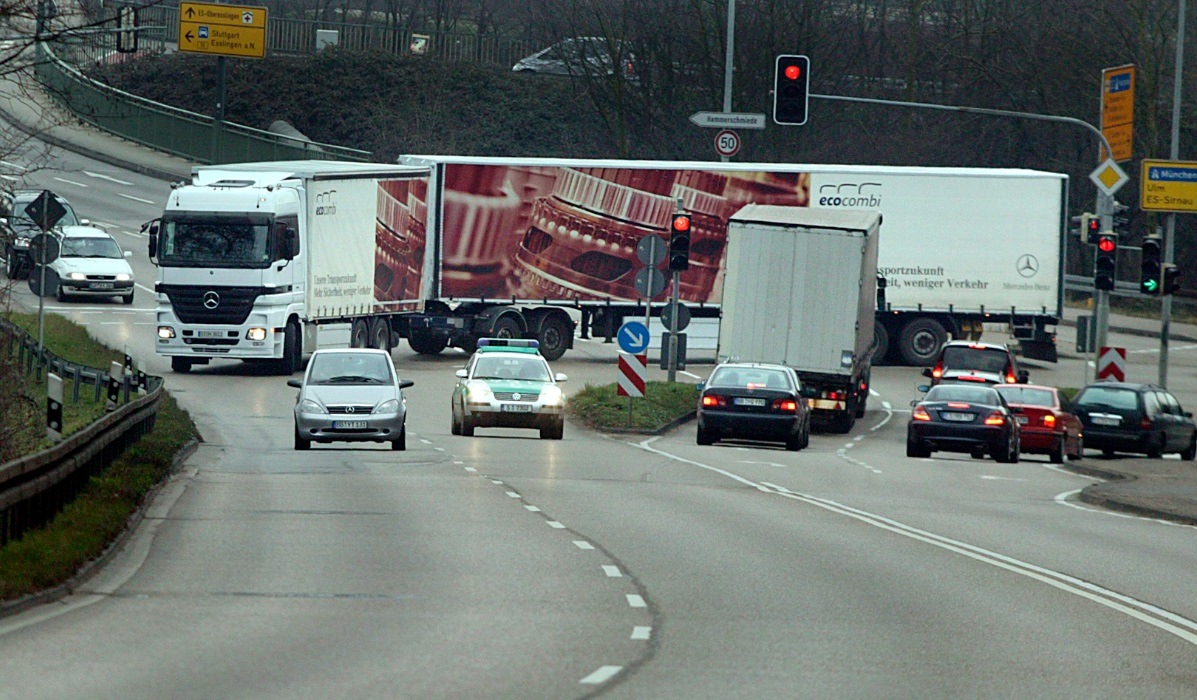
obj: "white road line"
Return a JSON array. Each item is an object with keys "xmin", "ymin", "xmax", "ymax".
[
  {"xmin": 631, "ymin": 626, "xmax": 652, "ymax": 640},
  {"xmin": 980, "ymin": 475, "xmax": 1028, "ymax": 481},
  {"xmin": 738, "ymin": 460, "xmax": 786, "ymax": 468},
  {"xmin": 505, "ymin": 491, "xmax": 520, "ymax": 498},
  {"xmin": 524, "ymin": 505, "xmax": 540, "ymax": 512},
  {"xmin": 637, "ymin": 437, "xmax": 1197, "ymax": 647},
  {"xmin": 419, "ymin": 438, "xmax": 432, "ymax": 444},
  {"xmin": 626, "ymin": 594, "xmax": 646, "ymax": 608},
  {"xmin": 573, "ymin": 540, "xmax": 594, "ymax": 550},
  {"xmin": 453, "ymin": 460, "xmax": 463, "ymax": 464},
  {"xmin": 1053, "ymin": 488, "xmax": 1197, "ymax": 529},
  {"xmin": 83, "ymin": 170, "xmax": 133, "ymax": 185},
  {"xmin": 52, "ymin": 176, "xmax": 87, "ymax": 188},
  {"xmin": 680, "ymin": 370, "xmax": 701, "ymax": 380},
  {"xmin": 464, "ymin": 466, "xmax": 476, "ymax": 472},
  {"xmin": 491, "ymin": 479, "xmax": 504, "ymax": 485},
  {"xmin": 579, "ymin": 666, "xmax": 622, "ymax": 685},
  {"xmin": 116, "ymin": 192, "xmax": 157, "ymax": 204},
  {"xmin": 0, "ymin": 159, "xmax": 26, "ymax": 173},
  {"xmin": 547, "ymin": 521, "xmax": 565, "ymax": 529},
  {"xmin": 602, "ymin": 565, "xmax": 622, "ymax": 577}
]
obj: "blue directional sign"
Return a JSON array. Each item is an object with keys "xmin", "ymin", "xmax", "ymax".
[{"xmin": 617, "ymin": 321, "xmax": 650, "ymax": 355}]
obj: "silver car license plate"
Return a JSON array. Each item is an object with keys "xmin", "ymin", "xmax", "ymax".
[
  {"xmin": 91, "ymin": 282, "xmax": 113, "ymax": 290},
  {"xmin": 735, "ymin": 397, "xmax": 766, "ymax": 407},
  {"xmin": 942, "ymin": 412, "xmax": 973, "ymax": 422},
  {"xmin": 501, "ymin": 404, "xmax": 533, "ymax": 413},
  {"xmin": 333, "ymin": 421, "xmax": 368, "ymax": 429}
]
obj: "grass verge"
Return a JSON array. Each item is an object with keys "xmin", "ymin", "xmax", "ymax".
[
  {"xmin": 568, "ymin": 381, "xmax": 698, "ymax": 432},
  {"xmin": 0, "ymin": 315, "xmax": 199, "ymax": 603}
]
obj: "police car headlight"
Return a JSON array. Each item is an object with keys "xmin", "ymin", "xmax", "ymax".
[
  {"xmin": 540, "ymin": 385, "xmax": 564, "ymax": 405},
  {"xmin": 467, "ymin": 381, "xmax": 493, "ymax": 401}
]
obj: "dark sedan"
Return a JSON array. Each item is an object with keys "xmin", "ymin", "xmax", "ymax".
[
  {"xmin": 696, "ymin": 362, "xmax": 811, "ymax": 451},
  {"xmin": 1073, "ymin": 382, "xmax": 1197, "ymax": 459},
  {"xmin": 907, "ymin": 384, "xmax": 1020, "ymax": 462}
]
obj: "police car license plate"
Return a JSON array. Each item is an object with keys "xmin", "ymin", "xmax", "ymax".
[
  {"xmin": 501, "ymin": 404, "xmax": 533, "ymax": 413},
  {"xmin": 333, "ymin": 421, "xmax": 367, "ymax": 429}
]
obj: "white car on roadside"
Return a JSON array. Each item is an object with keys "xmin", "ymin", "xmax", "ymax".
[{"xmin": 33, "ymin": 226, "xmax": 136, "ymax": 304}]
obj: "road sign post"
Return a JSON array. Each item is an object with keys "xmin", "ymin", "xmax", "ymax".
[
  {"xmin": 1098, "ymin": 346, "xmax": 1127, "ymax": 382},
  {"xmin": 714, "ymin": 129, "xmax": 740, "ymax": 158}
]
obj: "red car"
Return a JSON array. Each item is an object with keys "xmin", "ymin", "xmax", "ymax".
[{"xmin": 994, "ymin": 384, "xmax": 1083, "ymax": 463}]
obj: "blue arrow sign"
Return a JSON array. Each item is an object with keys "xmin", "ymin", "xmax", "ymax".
[{"xmin": 617, "ymin": 321, "xmax": 650, "ymax": 354}]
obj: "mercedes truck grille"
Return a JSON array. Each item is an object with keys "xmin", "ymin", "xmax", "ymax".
[{"xmin": 161, "ymin": 285, "xmax": 263, "ymax": 325}]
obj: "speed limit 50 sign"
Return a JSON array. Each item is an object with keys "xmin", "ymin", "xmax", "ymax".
[{"xmin": 714, "ymin": 129, "xmax": 740, "ymax": 158}]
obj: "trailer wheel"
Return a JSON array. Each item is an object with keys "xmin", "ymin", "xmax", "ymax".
[
  {"xmin": 350, "ymin": 319, "xmax": 370, "ymax": 348},
  {"xmin": 491, "ymin": 315, "xmax": 521, "ymax": 339},
  {"xmin": 409, "ymin": 332, "xmax": 448, "ymax": 355},
  {"xmin": 897, "ymin": 318, "xmax": 947, "ymax": 366},
  {"xmin": 873, "ymin": 323, "xmax": 890, "ymax": 365},
  {"xmin": 369, "ymin": 318, "xmax": 391, "ymax": 352},
  {"xmin": 536, "ymin": 314, "xmax": 572, "ymax": 361}
]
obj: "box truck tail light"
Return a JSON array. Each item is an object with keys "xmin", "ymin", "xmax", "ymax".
[
  {"xmin": 772, "ymin": 398, "xmax": 798, "ymax": 412},
  {"xmin": 824, "ymin": 390, "xmax": 845, "ymax": 401},
  {"xmin": 1005, "ymin": 372, "xmax": 1017, "ymax": 383},
  {"xmin": 702, "ymin": 394, "xmax": 726, "ymax": 407},
  {"xmin": 984, "ymin": 411, "xmax": 1006, "ymax": 426},
  {"xmin": 912, "ymin": 406, "xmax": 932, "ymax": 421},
  {"xmin": 931, "ymin": 363, "xmax": 943, "ymax": 379}
]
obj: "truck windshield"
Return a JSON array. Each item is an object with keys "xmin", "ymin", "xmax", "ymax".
[{"xmin": 158, "ymin": 216, "xmax": 276, "ymax": 268}]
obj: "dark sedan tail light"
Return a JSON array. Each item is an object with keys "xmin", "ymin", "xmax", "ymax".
[
  {"xmin": 912, "ymin": 406, "xmax": 932, "ymax": 421},
  {"xmin": 984, "ymin": 411, "xmax": 1006, "ymax": 426},
  {"xmin": 702, "ymin": 394, "xmax": 726, "ymax": 407},
  {"xmin": 772, "ymin": 398, "xmax": 798, "ymax": 412}
]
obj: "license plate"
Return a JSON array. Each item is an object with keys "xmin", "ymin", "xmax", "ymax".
[
  {"xmin": 735, "ymin": 397, "xmax": 766, "ymax": 407},
  {"xmin": 501, "ymin": 403, "xmax": 533, "ymax": 413},
  {"xmin": 91, "ymin": 282, "xmax": 113, "ymax": 290},
  {"xmin": 332, "ymin": 421, "xmax": 367, "ymax": 429},
  {"xmin": 197, "ymin": 330, "xmax": 224, "ymax": 338},
  {"xmin": 1016, "ymin": 416, "xmax": 1028, "ymax": 424},
  {"xmin": 1092, "ymin": 416, "xmax": 1121, "ymax": 426},
  {"xmin": 942, "ymin": 412, "xmax": 974, "ymax": 422}
]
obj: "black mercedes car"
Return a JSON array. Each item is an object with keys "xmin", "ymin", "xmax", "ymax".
[
  {"xmin": 696, "ymin": 362, "xmax": 811, "ymax": 451},
  {"xmin": 907, "ymin": 383, "xmax": 1020, "ymax": 462}
]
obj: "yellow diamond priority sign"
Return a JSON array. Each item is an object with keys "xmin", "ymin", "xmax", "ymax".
[
  {"xmin": 1089, "ymin": 158, "xmax": 1128, "ymax": 197},
  {"xmin": 179, "ymin": 2, "xmax": 267, "ymax": 59}
]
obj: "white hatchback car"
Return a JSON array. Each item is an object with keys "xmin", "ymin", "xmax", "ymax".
[{"xmin": 35, "ymin": 226, "xmax": 135, "ymax": 304}]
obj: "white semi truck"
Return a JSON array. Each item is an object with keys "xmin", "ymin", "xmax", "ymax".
[
  {"xmin": 720, "ymin": 206, "xmax": 880, "ymax": 432},
  {"xmin": 148, "ymin": 158, "xmax": 1066, "ymax": 372}
]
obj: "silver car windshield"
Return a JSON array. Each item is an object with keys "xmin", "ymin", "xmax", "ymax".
[
  {"xmin": 307, "ymin": 354, "xmax": 393, "ymax": 384},
  {"xmin": 61, "ymin": 237, "xmax": 122, "ymax": 259}
]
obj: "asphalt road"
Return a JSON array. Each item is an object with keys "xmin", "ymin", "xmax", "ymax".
[{"xmin": 3, "ymin": 137, "xmax": 1197, "ymax": 698}]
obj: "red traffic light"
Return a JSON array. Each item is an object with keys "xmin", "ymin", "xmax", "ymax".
[
  {"xmin": 784, "ymin": 65, "xmax": 801, "ymax": 80},
  {"xmin": 671, "ymin": 214, "xmax": 691, "ymax": 232},
  {"xmin": 1097, "ymin": 235, "xmax": 1117, "ymax": 253}
]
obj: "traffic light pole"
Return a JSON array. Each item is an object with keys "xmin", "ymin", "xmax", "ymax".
[
  {"xmin": 1159, "ymin": 0, "xmax": 1187, "ymax": 388},
  {"xmin": 1094, "ymin": 193, "xmax": 1113, "ymax": 381}
]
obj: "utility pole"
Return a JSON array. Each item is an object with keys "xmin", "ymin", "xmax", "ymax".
[{"xmin": 1160, "ymin": 0, "xmax": 1187, "ymax": 388}]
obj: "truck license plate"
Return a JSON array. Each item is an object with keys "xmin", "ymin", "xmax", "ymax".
[
  {"xmin": 501, "ymin": 403, "xmax": 533, "ymax": 413},
  {"xmin": 333, "ymin": 421, "xmax": 368, "ymax": 429},
  {"xmin": 735, "ymin": 397, "xmax": 766, "ymax": 407},
  {"xmin": 197, "ymin": 330, "xmax": 224, "ymax": 338}
]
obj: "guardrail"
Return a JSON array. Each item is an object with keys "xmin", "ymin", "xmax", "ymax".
[
  {"xmin": 34, "ymin": 43, "xmax": 373, "ymax": 164},
  {"xmin": 0, "ymin": 319, "xmax": 163, "ymax": 546}
]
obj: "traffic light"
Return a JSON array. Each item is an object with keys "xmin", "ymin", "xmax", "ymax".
[
  {"xmin": 1163, "ymin": 263, "xmax": 1182, "ymax": 295},
  {"xmin": 668, "ymin": 212, "xmax": 691, "ymax": 272},
  {"xmin": 772, "ymin": 55, "xmax": 810, "ymax": 126},
  {"xmin": 1140, "ymin": 234, "xmax": 1162, "ymax": 295},
  {"xmin": 1094, "ymin": 232, "xmax": 1118, "ymax": 291},
  {"xmin": 1079, "ymin": 213, "xmax": 1099, "ymax": 244}
]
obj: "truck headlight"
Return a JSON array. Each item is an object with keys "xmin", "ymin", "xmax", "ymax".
[
  {"xmin": 157, "ymin": 326, "xmax": 175, "ymax": 339},
  {"xmin": 246, "ymin": 327, "xmax": 267, "ymax": 341}
]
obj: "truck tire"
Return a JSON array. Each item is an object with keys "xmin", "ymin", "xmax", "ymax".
[
  {"xmin": 873, "ymin": 323, "xmax": 890, "ymax": 365},
  {"xmin": 409, "ymin": 331, "xmax": 448, "ymax": 355},
  {"xmin": 278, "ymin": 321, "xmax": 301, "ymax": 375},
  {"xmin": 171, "ymin": 356, "xmax": 193, "ymax": 373},
  {"xmin": 491, "ymin": 315, "xmax": 521, "ymax": 339},
  {"xmin": 369, "ymin": 318, "xmax": 391, "ymax": 352},
  {"xmin": 897, "ymin": 318, "xmax": 947, "ymax": 366},
  {"xmin": 536, "ymin": 314, "xmax": 572, "ymax": 361},
  {"xmin": 350, "ymin": 319, "xmax": 370, "ymax": 348}
]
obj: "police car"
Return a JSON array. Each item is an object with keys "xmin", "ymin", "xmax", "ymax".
[{"xmin": 451, "ymin": 338, "xmax": 567, "ymax": 439}]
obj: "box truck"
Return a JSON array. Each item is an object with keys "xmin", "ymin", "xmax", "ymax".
[
  {"xmin": 148, "ymin": 158, "xmax": 1066, "ymax": 372},
  {"xmin": 720, "ymin": 206, "xmax": 880, "ymax": 432}
]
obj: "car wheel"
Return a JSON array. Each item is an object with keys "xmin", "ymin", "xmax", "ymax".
[
  {"xmin": 553, "ymin": 421, "xmax": 564, "ymax": 440},
  {"xmin": 785, "ymin": 430, "xmax": 803, "ymax": 452},
  {"xmin": 1183, "ymin": 436, "xmax": 1196, "ymax": 461},
  {"xmin": 906, "ymin": 434, "xmax": 931, "ymax": 458},
  {"xmin": 971, "ymin": 448, "xmax": 987, "ymax": 459},
  {"xmin": 294, "ymin": 425, "xmax": 310, "ymax": 451},
  {"xmin": 3, "ymin": 250, "xmax": 16, "ymax": 278},
  {"xmin": 171, "ymin": 356, "xmax": 193, "ymax": 373},
  {"xmin": 696, "ymin": 425, "xmax": 714, "ymax": 446},
  {"xmin": 122, "ymin": 290, "xmax": 134, "ymax": 305},
  {"xmin": 1146, "ymin": 433, "xmax": 1165, "ymax": 459},
  {"xmin": 55, "ymin": 280, "xmax": 68, "ymax": 302},
  {"xmin": 450, "ymin": 408, "xmax": 462, "ymax": 435},
  {"xmin": 461, "ymin": 412, "xmax": 475, "ymax": 437},
  {"xmin": 1049, "ymin": 438, "xmax": 1066, "ymax": 464},
  {"xmin": 392, "ymin": 425, "xmax": 406, "ymax": 451},
  {"xmin": 800, "ymin": 419, "xmax": 811, "ymax": 449},
  {"xmin": 1069, "ymin": 436, "xmax": 1085, "ymax": 460}
]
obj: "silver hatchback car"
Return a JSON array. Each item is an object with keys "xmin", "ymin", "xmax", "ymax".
[{"xmin": 288, "ymin": 348, "xmax": 414, "ymax": 451}]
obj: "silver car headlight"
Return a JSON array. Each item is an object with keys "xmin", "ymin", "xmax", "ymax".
[
  {"xmin": 115, "ymin": 273, "xmax": 132, "ymax": 282},
  {"xmin": 540, "ymin": 385, "xmax": 564, "ymax": 405},
  {"xmin": 376, "ymin": 399, "xmax": 400, "ymax": 414},
  {"xmin": 67, "ymin": 272, "xmax": 87, "ymax": 281},
  {"xmin": 299, "ymin": 398, "xmax": 327, "ymax": 414}
]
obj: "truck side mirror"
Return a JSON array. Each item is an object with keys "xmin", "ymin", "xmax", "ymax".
[
  {"xmin": 285, "ymin": 228, "xmax": 299, "ymax": 260},
  {"xmin": 142, "ymin": 220, "xmax": 160, "ymax": 260}
]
